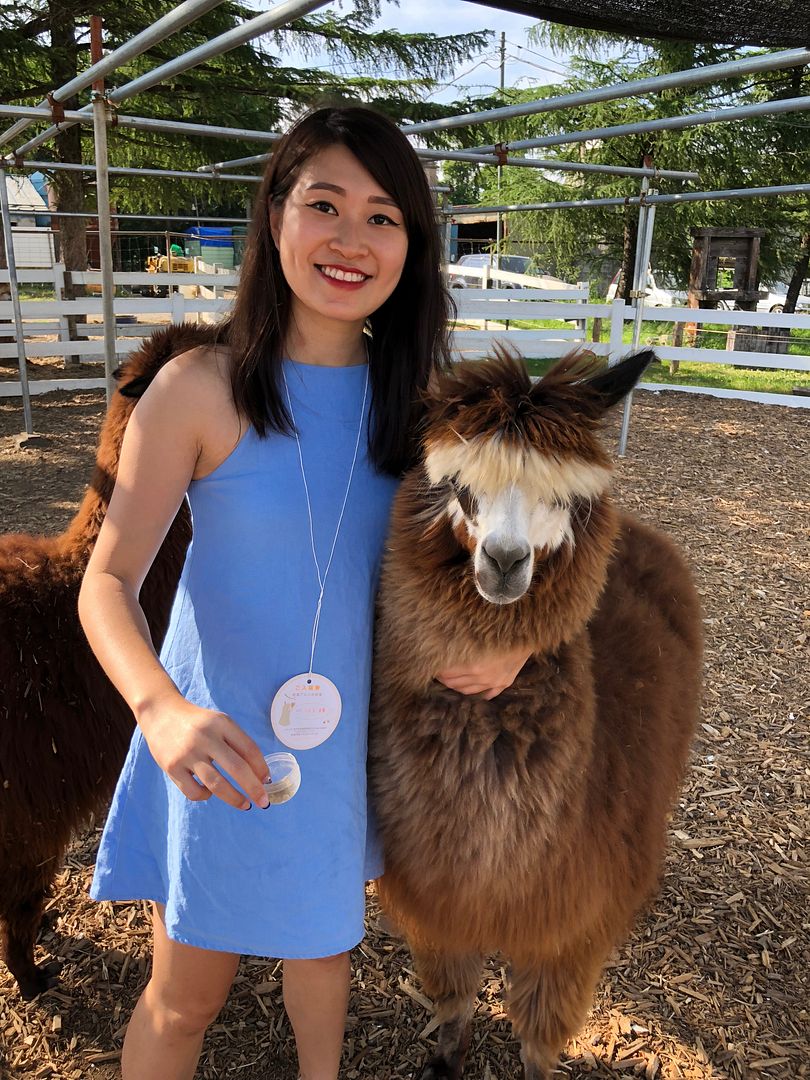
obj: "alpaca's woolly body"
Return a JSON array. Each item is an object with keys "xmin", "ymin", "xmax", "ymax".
[
  {"xmin": 368, "ymin": 352, "xmax": 702, "ymax": 1075},
  {"xmin": 0, "ymin": 323, "xmax": 214, "ymax": 998}
]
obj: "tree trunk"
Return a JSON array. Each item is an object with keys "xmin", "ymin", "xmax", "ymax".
[
  {"xmin": 48, "ymin": 5, "xmax": 86, "ymax": 274},
  {"xmin": 784, "ymin": 231, "xmax": 810, "ymax": 314},
  {"xmin": 619, "ymin": 209, "xmax": 637, "ymax": 302},
  {"xmin": 765, "ymin": 231, "xmax": 809, "ymax": 358},
  {"xmin": 48, "ymin": 4, "xmax": 86, "ymax": 367}
]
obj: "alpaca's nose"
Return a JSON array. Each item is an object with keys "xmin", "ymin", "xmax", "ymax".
[{"xmin": 482, "ymin": 540, "xmax": 531, "ymax": 576}]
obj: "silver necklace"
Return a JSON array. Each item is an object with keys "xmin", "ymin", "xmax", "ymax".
[{"xmin": 269, "ymin": 353, "xmax": 370, "ymax": 755}]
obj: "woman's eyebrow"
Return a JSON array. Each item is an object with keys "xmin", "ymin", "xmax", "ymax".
[{"xmin": 306, "ymin": 181, "xmax": 400, "ymax": 208}]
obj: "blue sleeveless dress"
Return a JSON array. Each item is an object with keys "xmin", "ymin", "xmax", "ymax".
[{"xmin": 90, "ymin": 359, "xmax": 399, "ymax": 958}]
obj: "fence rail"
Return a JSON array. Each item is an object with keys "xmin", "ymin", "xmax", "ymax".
[{"xmin": 2, "ymin": 267, "xmax": 809, "ymax": 408}]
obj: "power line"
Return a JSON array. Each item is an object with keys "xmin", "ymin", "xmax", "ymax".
[
  {"xmin": 506, "ymin": 40, "xmax": 569, "ymax": 74},
  {"xmin": 423, "ymin": 54, "xmax": 503, "ymax": 101},
  {"xmin": 505, "ymin": 52, "xmax": 568, "ymax": 79}
]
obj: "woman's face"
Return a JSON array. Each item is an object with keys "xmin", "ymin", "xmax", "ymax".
[{"xmin": 270, "ymin": 143, "xmax": 409, "ymax": 335}]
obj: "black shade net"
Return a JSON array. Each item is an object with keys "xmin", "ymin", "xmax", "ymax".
[{"xmin": 463, "ymin": 0, "xmax": 810, "ymax": 48}]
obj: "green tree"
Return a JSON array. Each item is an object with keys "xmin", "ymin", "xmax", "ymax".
[
  {"xmin": 447, "ymin": 26, "xmax": 809, "ymax": 301},
  {"xmin": 0, "ymin": 1, "xmax": 489, "ymax": 267}
]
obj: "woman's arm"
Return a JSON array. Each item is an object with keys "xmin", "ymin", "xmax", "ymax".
[{"xmin": 79, "ymin": 352, "xmax": 270, "ymax": 810}]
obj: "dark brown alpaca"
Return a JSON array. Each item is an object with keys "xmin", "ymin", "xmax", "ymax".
[
  {"xmin": 369, "ymin": 350, "xmax": 703, "ymax": 1080},
  {"xmin": 0, "ymin": 322, "xmax": 214, "ymax": 999}
]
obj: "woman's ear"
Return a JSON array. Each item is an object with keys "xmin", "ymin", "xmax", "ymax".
[{"xmin": 269, "ymin": 201, "xmax": 282, "ymax": 248}]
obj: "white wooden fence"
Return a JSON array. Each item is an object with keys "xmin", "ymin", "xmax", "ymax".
[
  {"xmin": 0, "ymin": 263, "xmax": 235, "ymax": 392},
  {"xmin": 2, "ymin": 265, "xmax": 809, "ymax": 407}
]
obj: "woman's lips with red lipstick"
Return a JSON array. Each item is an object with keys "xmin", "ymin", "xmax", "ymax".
[{"xmin": 315, "ymin": 263, "xmax": 371, "ymax": 289}]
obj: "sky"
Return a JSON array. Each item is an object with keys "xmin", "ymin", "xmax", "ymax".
[{"xmin": 283, "ymin": 1, "xmax": 572, "ymax": 103}]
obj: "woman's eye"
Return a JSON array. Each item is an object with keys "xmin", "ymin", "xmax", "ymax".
[
  {"xmin": 309, "ymin": 201, "xmax": 337, "ymax": 215},
  {"xmin": 370, "ymin": 213, "xmax": 400, "ymax": 227}
]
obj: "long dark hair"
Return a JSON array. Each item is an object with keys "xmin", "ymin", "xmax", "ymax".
[{"xmin": 215, "ymin": 106, "xmax": 453, "ymax": 476}]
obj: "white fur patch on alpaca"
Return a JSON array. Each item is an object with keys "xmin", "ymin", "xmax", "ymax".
[
  {"xmin": 470, "ymin": 487, "xmax": 574, "ymax": 555},
  {"xmin": 426, "ymin": 437, "xmax": 611, "ymax": 505}
]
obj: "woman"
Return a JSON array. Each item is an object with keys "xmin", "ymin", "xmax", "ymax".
[{"xmin": 79, "ymin": 106, "xmax": 529, "ymax": 1080}]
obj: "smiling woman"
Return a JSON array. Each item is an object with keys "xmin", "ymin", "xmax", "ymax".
[
  {"xmin": 76, "ymin": 105, "xmax": 535, "ymax": 1080},
  {"xmin": 268, "ymin": 145, "xmax": 409, "ymax": 347},
  {"xmin": 219, "ymin": 106, "xmax": 454, "ymax": 476}
]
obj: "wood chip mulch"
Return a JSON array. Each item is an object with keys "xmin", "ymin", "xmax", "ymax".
[{"xmin": 0, "ymin": 383, "xmax": 807, "ymax": 1080}]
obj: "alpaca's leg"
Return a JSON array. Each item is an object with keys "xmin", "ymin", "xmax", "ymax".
[
  {"xmin": 410, "ymin": 946, "xmax": 482, "ymax": 1080},
  {"xmin": 1, "ymin": 870, "xmax": 55, "ymax": 1000},
  {"xmin": 506, "ymin": 946, "xmax": 605, "ymax": 1080}
]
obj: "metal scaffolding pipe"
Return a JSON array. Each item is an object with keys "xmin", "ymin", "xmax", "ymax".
[
  {"xmin": 11, "ymin": 0, "xmax": 331, "ymax": 160},
  {"xmin": 91, "ymin": 92, "xmax": 118, "ymax": 403},
  {"xmin": 14, "ymin": 159, "xmax": 262, "ymax": 183},
  {"xmin": 647, "ymin": 183, "xmax": 810, "ymax": 204},
  {"xmin": 198, "ymin": 153, "xmax": 272, "ymax": 171},
  {"xmin": 0, "ymin": 102, "xmax": 284, "ymax": 160},
  {"xmin": 450, "ymin": 195, "xmax": 637, "ymax": 214},
  {"xmin": 619, "ymin": 176, "xmax": 658, "ymax": 457},
  {"xmin": 36, "ymin": 211, "xmax": 252, "ymax": 223},
  {"xmin": 472, "ymin": 96, "xmax": 810, "ymax": 155},
  {"xmin": 197, "ymin": 144, "xmax": 700, "ymax": 182},
  {"xmin": 0, "ymin": 0, "xmax": 228, "ymax": 151},
  {"xmin": 402, "ymin": 47, "xmax": 810, "ymax": 136},
  {"xmin": 414, "ymin": 148, "xmax": 700, "ymax": 181},
  {"xmin": 448, "ymin": 183, "xmax": 810, "ymax": 216},
  {"xmin": 116, "ymin": 115, "xmax": 283, "ymax": 144},
  {"xmin": 0, "ymin": 165, "xmax": 34, "ymax": 433}
]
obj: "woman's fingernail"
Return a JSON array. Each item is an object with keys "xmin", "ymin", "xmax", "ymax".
[
  {"xmin": 241, "ymin": 801, "xmax": 251, "ymax": 811},
  {"xmin": 259, "ymin": 795, "xmax": 270, "ymax": 809}
]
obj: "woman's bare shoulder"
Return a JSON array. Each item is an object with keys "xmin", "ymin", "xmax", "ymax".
[{"xmin": 143, "ymin": 341, "xmax": 243, "ymax": 479}]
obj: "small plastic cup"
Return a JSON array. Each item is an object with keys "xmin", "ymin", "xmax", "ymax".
[{"xmin": 262, "ymin": 752, "xmax": 301, "ymax": 805}]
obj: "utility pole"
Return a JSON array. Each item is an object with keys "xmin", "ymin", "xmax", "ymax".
[{"xmin": 495, "ymin": 31, "xmax": 506, "ymax": 273}]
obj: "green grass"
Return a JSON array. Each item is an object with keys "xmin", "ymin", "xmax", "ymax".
[
  {"xmin": 17, "ymin": 284, "xmax": 57, "ymax": 301},
  {"xmin": 523, "ymin": 355, "xmax": 810, "ymax": 394}
]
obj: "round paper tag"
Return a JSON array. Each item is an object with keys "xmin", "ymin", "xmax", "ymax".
[{"xmin": 270, "ymin": 673, "xmax": 342, "ymax": 751}]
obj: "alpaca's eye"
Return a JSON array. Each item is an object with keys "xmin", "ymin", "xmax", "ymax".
[{"xmin": 448, "ymin": 478, "xmax": 477, "ymax": 519}]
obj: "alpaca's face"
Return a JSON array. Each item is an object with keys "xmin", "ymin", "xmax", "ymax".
[
  {"xmin": 425, "ymin": 437, "xmax": 611, "ymax": 605},
  {"xmin": 418, "ymin": 349, "xmax": 653, "ymax": 605}
]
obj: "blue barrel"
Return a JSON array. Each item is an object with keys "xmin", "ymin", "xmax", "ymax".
[{"xmin": 185, "ymin": 226, "xmax": 233, "ymax": 248}]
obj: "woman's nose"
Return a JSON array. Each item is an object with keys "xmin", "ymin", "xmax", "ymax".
[{"xmin": 329, "ymin": 220, "xmax": 368, "ymax": 257}]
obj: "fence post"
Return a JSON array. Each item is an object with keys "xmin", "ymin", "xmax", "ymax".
[
  {"xmin": 52, "ymin": 262, "xmax": 80, "ymax": 367},
  {"xmin": 0, "ymin": 163, "xmax": 34, "ymax": 434},
  {"xmin": 608, "ymin": 298, "xmax": 625, "ymax": 366},
  {"xmin": 576, "ymin": 281, "xmax": 588, "ymax": 342},
  {"xmin": 671, "ymin": 321, "xmax": 683, "ymax": 373},
  {"xmin": 171, "ymin": 289, "xmax": 186, "ymax": 325}
]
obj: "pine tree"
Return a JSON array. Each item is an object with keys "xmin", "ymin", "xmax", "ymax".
[
  {"xmin": 439, "ymin": 26, "xmax": 810, "ymax": 301},
  {"xmin": 1, "ymin": 1, "xmax": 489, "ymax": 267}
]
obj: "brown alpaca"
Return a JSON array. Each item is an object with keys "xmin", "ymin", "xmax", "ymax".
[
  {"xmin": 368, "ymin": 349, "xmax": 702, "ymax": 1080},
  {"xmin": 0, "ymin": 322, "xmax": 214, "ymax": 999}
]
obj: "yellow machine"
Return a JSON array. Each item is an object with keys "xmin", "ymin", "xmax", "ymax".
[{"xmin": 146, "ymin": 252, "xmax": 195, "ymax": 275}]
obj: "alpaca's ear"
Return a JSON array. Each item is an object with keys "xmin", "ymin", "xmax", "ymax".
[
  {"xmin": 117, "ymin": 373, "xmax": 152, "ymax": 399},
  {"xmin": 583, "ymin": 349, "xmax": 655, "ymax": 411}
]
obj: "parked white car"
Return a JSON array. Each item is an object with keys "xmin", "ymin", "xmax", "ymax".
[
  {"xmin": 451, "ymin": 252, "xmax": 540, "ymax": 287},
  {"xmin": 607, "ymin": 269, "xmax": 686, "ymax": 307},
  {"xmin": 756, "ymin": 283, "xmax": 810, "ymax": 313},
  {"xmin": 449, "ymin": 253, "xmax": 564, "ymax": 289}
]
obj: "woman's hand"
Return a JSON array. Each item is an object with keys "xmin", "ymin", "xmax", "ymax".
[
  {"xmin": 137, "ymin": 693, "xmax": 271, "ymax": 810},
  {"xmin": 435, "ymin": 645, "xmax": 533, "ymax": 700}
]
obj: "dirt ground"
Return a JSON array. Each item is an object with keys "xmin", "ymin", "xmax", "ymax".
[{"xmin": 0, "ymin": 383, "xmax": 808, "ymax": 1080}]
